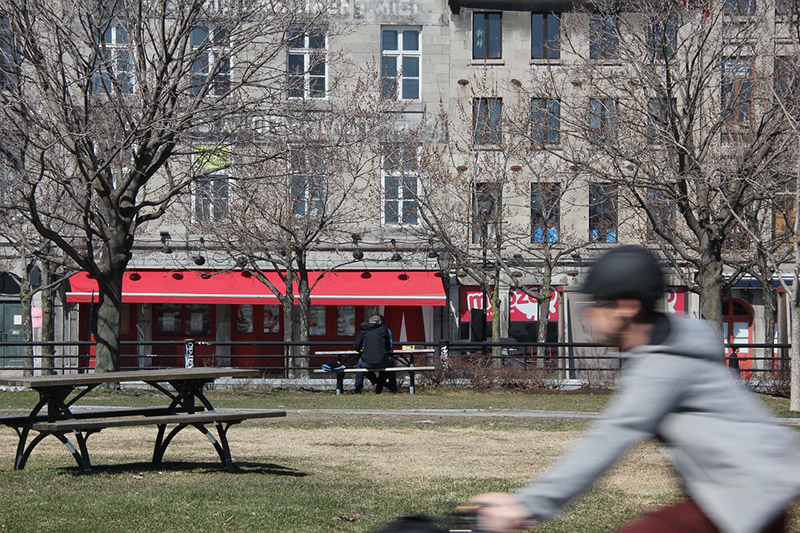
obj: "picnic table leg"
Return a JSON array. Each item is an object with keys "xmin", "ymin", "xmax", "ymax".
[
  {"xmin": 336, "ymin": 372, "xmax": 344, "ymax": 395},
  {"xmin": 409, "ymin": 370, "xmax": 416, "ymax": 395}
]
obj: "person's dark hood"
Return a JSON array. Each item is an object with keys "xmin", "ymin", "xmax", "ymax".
[{"xmin": 360, "ymin": 321, "xmax": 382, "ymax": 330}]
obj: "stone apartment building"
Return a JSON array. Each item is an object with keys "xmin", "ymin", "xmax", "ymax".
[{"xmin": 3, "ymin": 0, "xmax": 797, "ymax": 377}]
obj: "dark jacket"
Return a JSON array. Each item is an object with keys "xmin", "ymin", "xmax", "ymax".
[{"xmin": 353, "ymin": 322, "xmax": 393, "ymax": 367}]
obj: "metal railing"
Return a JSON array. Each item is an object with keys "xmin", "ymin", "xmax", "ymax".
[{"xmin": 0, "ymin": 339, "xmax": 790, "ymax": 382}]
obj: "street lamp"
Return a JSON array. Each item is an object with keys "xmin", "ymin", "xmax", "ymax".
[{"xmin": 436, "ymin": 251, "xmax": 454, "ymax": 342}]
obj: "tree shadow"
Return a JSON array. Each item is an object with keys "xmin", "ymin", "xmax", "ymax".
[{"xmin": 57, "ymin": 460, "xmax": 307, "ymax": 477}]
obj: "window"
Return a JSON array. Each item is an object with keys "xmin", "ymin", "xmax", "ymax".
[
  {"xmin": 647, "ymin": 17, "xmax": 677, "ymax": 59},
  {"xmin": 287, "ymin": 28, "xmax": 326, "ymax": 98},
  {"xmin": 531, "ymin": 13, "xmax": 560, "ymax": 59},
  {"xmin": 0, "ymin": 15, "xmax": 16, "ymax": 91},
  {"xmin": 589, "ymin": 98, "xmax": 617, "ymax": 143},
  {"xmin": 473, "ymin": 12, "xmax": 502, "ymax": 60},
  {"xmin": 531, "ymin": 98, "xmax": 560, "ymax": 144},
  {"xmin": 647, "ymin": 97, "xmax": 673, "ymax": 141},
  {"xmin": 472, "ymin": 182, "xmax": 501, "ymax": 244},
  {"xmin": 531, "ymin": 183, "xmax": 560, "ymax": 243},
  {"xmin": 381, "ymin": 28, "xmax": 420, "ymax": 100},
  {"xmin": 263, "ymin": 305, "xmax": 280, "ymax": 333},
  {"xmin": 724, "ymin": 0, "xmax": 756, "ymax": 15},
  {"xmin": 309, "ymin": 306, "xmax": 326, "ymax": 336},
  {"xmin": 589, "ymin": 183, "xmax": 618, "ymax": 243},
  {"xmin": 589, "ymin": 14, "xmax": 618, "ymax": 60},
  {"xmin": 382, "ymin": 143, "xmax": 419, "ymax": 226},
  {"xmin": 336, "ymin": 306, "xmax": 356, "ymax": 337},
  {"xmin": 191, "ymin": 25, "xmax": 230, "ymax": 96},
  {"xmin": 289, "ymin": 147, "xmax": 325, "ymax": 218},
  {"xmin": 776, "ymin": 0, "xmax": 799, "ymax": 17},
  {"xmin": 473, "ymin": 98, "xmax": 502, "ymax": 145},
  {"xmin": 722, "ymin": 58, "xmax": 753, "ymax": 125},
  {"xmin": 94, "ymin": 22, "xmax": 134, "ymax": 94},
  {"xmin": 156, "ymin": 304, "xmax": 212, "ymax": 336},
  {"xmin": 645, "ymin": 188, "xmax": 674, "ymax": 242},
  {"xmin": 193, "ymin": 145, "xmax": 229, "ymax": 223},
  {"xmin": 774, "ymin": 57, "xmax": 795, "ymax": 102}
]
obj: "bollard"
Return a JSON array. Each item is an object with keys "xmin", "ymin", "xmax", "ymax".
[{"xmin": 184, "ymin": 339, "xmax": 195, "ymax": 368}]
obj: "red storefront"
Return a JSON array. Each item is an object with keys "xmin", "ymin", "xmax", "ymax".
[
  {"xmin": 67, "ymin": 270, "xmax": 446, "ymax": 372},
  {"xmin": 458, "ymin": 286, "xmax": 560, "ymax": 342}
]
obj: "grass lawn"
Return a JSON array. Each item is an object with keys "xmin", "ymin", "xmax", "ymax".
[{"xmin": 0, "ymin": 387, "xmax": 797, "ymax": 532}]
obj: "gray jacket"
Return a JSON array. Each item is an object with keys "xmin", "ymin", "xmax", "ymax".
[{"xmin": 517, "ymin": 315, "xmax": 800, "ymax": 533}]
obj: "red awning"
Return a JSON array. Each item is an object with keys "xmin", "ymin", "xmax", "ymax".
[{"xmin": 66, "ymin": 270, "xmax": 446, "ymax": 306}]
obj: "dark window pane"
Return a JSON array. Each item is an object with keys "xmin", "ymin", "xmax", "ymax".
[
  {"xmin": 531, "ymin": 15, "xmax": 544, "ymax": 58},
  {"xmin": 402, "ymin": 79, "xmax": 419, "ymax": 100},
  {"xmin": 403, "ymin": 30, "xmax": 419, "ymax": 51},
  {"xmin": 382, "ymin": 29, "xmax": 398, "ymax": 51},
  {"xmin": 546, "ymin": 14, "xmax": 560, "ymax": 58},
  {"xmin": 473, "ymin": 13, "xmax": 486, "ymax": 58},
  {"xmin": 309, "ymin": 31, "xmax": 325, "ymax": 49},
  {"xmin": 403, "ymin": 56, "xmax": 419, "ymax": 77},
  {"xmin": 385, "ymin": 200, "xmax": 399, "ymax": 224},
  {"xmin": 488, "ymin": 14, "xmax": 501, "ymax": 58},
  {"xmin": 192, "ymin": 26, "xmax": 208, "ymax": 47}
]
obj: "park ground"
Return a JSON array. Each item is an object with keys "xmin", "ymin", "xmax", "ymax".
[{"xmin": 0, "ymin": 388, "xmax": 797, "ymax": 532}]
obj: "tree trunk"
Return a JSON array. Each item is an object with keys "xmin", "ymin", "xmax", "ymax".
[
  {"xmin": 789, "ymin": 293, "xmax": 800, "ymax": 411},
  {"xmin": 19, "ymin": 279, "xmax": 33, "ymax": 377},
  {"xmin": 536, "ymin": 263, "xmax": 553, "ymax": 361},
  {"xmin": 696, "ymin": 256, "xmax": 724, "ymax": 325},
  {"xmin": 296, "ymin": 272, "xmax": 311, "ymax": 378},
  {"xmin": 93, "ymin": 270, "xmax": 124, "ymax": 372},
  {"xmin": 41, "ymin": 262, "xmax": 55, "ymax": 375}
]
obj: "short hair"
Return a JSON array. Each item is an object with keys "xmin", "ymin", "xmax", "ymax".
[{"xmin": 369, "ymin": 314, "xmax": 384, "ymax": 324}]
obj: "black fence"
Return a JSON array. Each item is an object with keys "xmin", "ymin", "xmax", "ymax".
[{"xmin": 0, "ymin": 340, "xmax": 791, "ymax": 383}]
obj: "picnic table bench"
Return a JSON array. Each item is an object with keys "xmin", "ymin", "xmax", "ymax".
[
  {"xmin": 313, "ymin": 350, "xmax": 436, "ymax": 395},
  {"xmin": 0, "ymin": 368, "xmax": 285, "ymax": 474}
]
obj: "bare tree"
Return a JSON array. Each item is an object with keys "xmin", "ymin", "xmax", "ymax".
[
  {"xmin": 197, "ymin": 65, "xmax": 408, "ymax": 376},
  {"xmin": 0, "ymin": 0, "xmax": 324, "ymax": 371},
  {"xmin": 527, "ymin": 0, "xmax": 795, "ymax": 325}
]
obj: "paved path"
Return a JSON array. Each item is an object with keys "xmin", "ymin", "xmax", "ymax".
[{"xmin": 289, "ymin": 408, "xmax": 605, "ymax": 419}]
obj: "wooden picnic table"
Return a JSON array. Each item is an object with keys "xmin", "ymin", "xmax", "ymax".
[
  {"xmin": 314, "ymin": 349, "xmax": 436, "ymax": 394},
  {"xmin": 0, "ymin": 367, "xmax": 285, "ymax": 474}
]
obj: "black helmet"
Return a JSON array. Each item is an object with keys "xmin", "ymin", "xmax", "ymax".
[{"xmin": 581, "ymin": 245, "xmax": 665, "ymax": 308}]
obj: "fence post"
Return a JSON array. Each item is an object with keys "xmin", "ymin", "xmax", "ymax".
[{"xmin": 184, "ymin": 339, "xmax": 195, "ymax": 368}]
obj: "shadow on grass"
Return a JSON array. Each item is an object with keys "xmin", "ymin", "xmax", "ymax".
[{"xmin": 55, "ymin": 460, "xmax": 307, "ymax": 477}]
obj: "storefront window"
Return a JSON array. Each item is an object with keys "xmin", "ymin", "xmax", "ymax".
[
  {"xmin": 158, "ymin": 303, "xmax": 182, "ymax": 333},
  {"xmin": 337, "ymin": 306, "xmax": 356, "ymax": 336},
  {"xmin": 263, "ymin": 305, "xmax": 280, "ymax": 333},
  {"xmin": 237, "ymin": 305, "xmax": 254, "ymax": 333},
  {"xmin": 185, "ymin": 304, "xmax": 211, "ymax": 335},
  {"xmin": 309, "ymin": 306, "xmax": 326, "ymax": 336}
]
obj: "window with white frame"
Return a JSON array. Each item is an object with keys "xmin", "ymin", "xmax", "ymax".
[
  {"xmin": 531, "ymin": 98, "xmax": 560, "ymax": 144},
  {"xmin": 531, "ymin": 13, "xmax": 560, "ymax": 59},
  {"xmin": 722, "ymin": 58, "xmax": 753, "ymax": 125},
  {"xmin": 287, "ymin": 28, "xmax": 326, "ymax": 98},
  {"xmin": 589, "ymin": 13, "xmax": 618, "ymax": 60},
  {"xmin": 94, "ymin": 22, "xmax": 134, "ymax": 94},
  {"xmin": 589, "ymin": 183, "xmax": 618, "ymax": 243},
  {"xmin": 193, "ymin": 145, "xmax": 229, "ymax": 223},
  {"xmin": 191, "ymin": 25, "xmax": 230, "ymax": 96},
  {"xmin": 381, "ymin": 27, "xmax": 421, "ymax": 100},
  {"xmin": 531, "ymin": 182, "xmax": 560, "ymax": 243},
  {"xmin": 289, "ymin": 147, "xmax": 325, "ymax": 218},
  {"xmin": 382, "ymin": 143, "xmax": 419, "ymax": 226},
  {"xmin": 473, "ymin": 97, "xmax": 503, "ymax": 145},
  {"xmin": 472, "ymin": 182, "xmax": 501, "ymax": 244}
]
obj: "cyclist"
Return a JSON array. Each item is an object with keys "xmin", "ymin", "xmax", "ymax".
[{"xmin": 471, "ymin": 245, "xmax": 800, "ymax": 533}]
